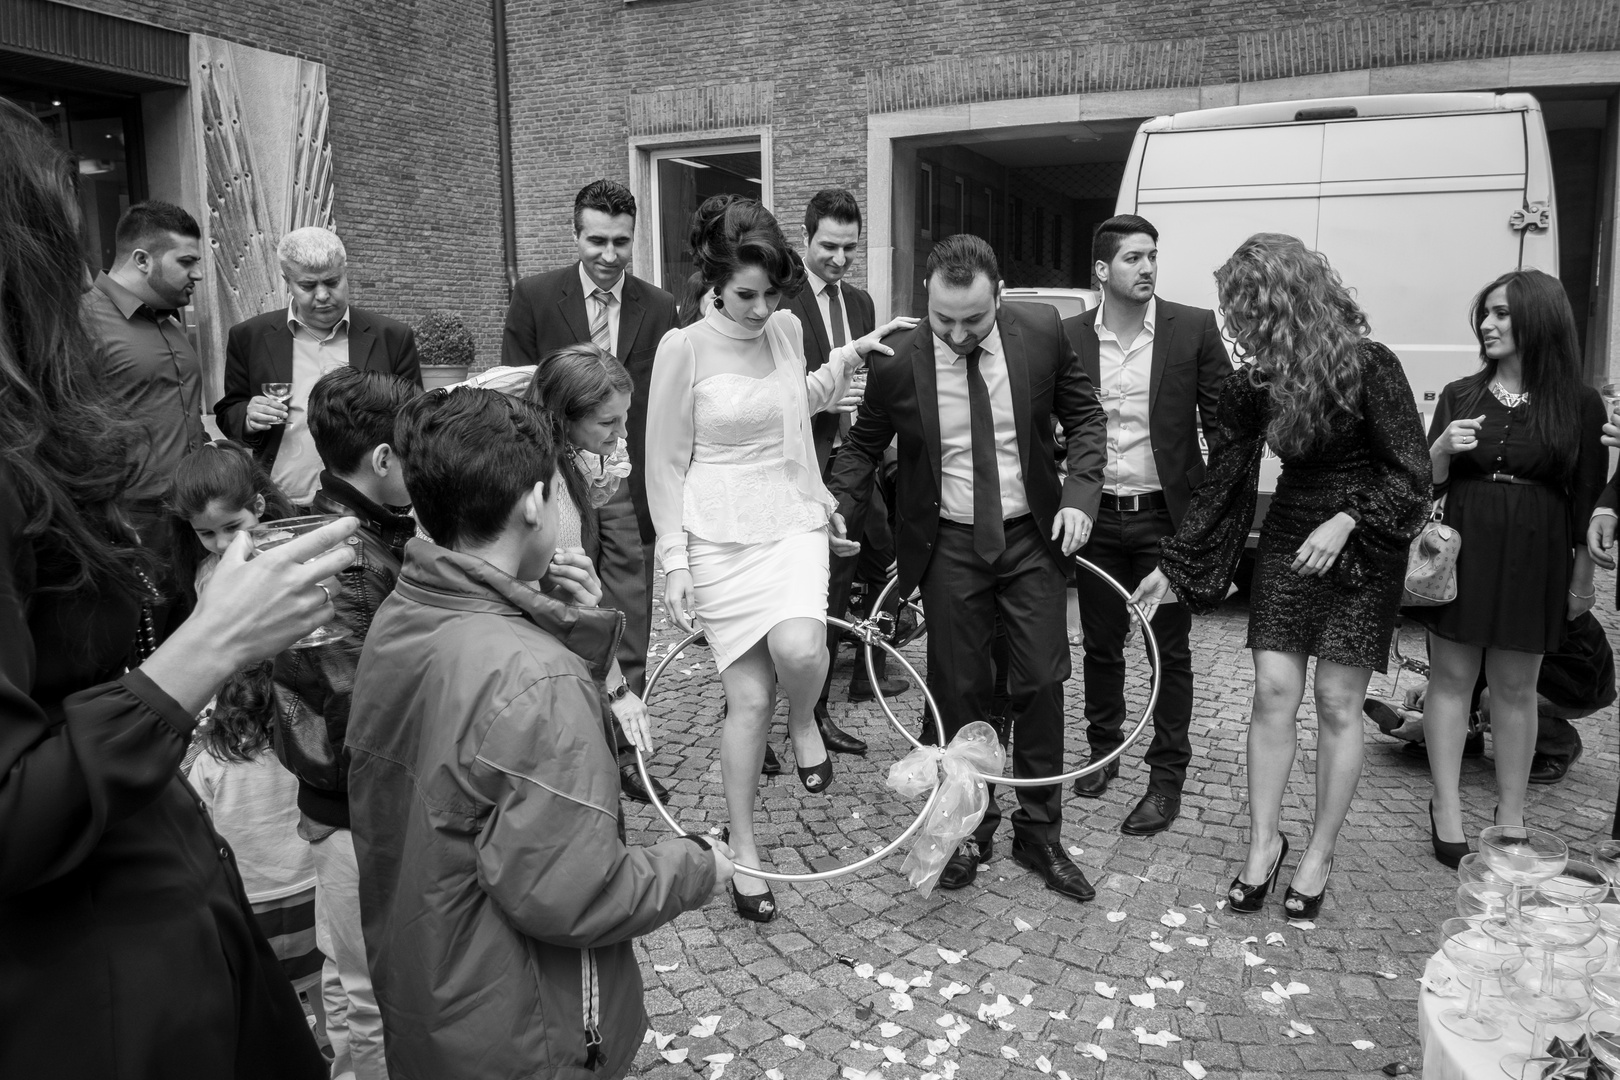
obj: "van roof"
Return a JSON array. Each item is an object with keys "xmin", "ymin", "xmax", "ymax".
[{"xmin": 1141, "ymin": 92, "xmax": 1542, "ymax": 132}]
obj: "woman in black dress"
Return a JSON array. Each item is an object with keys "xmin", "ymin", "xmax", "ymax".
[
  {"xmin": 0, "ymin": 99, "xmax": 357, "ymax": 1079},
  {"xmin": 1133, "ymin": 234, "xmax": 1430, "ymax": 918},
  {"xmin": 1419, "ymin": 269, "xmax": 1604, "ymax": 864}
]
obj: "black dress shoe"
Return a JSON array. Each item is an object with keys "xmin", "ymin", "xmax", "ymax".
[
  {"xmin": 1120, "ymin": 791, "xmax": 1180, "ymax": 836},
  {"xmin": 849, "ymin": 675, "xmax": 910, "ymax": 702},
  {"xmin": 814, "ymin": 704, "xmax": 868, "ymax": 756},
  {"xmin": 1529, "ymin": 745, "xmax": 1581, "ymax": 785},
  {"xmin": 1011, "ymin": 839, "xmax": 1095, "ymax": 902},
  {"xmin": 761, "ymin": 744, "xmax": 782, "ymax": 776},
  {"xmin": 1072, "ymin": 761, "xmax": 1118, "ymax": 799},
  {"xmin": 619, "ymin": 764, "xmax": 668, "ymax": 804},
  {"xmin": 939, "ymin": 839, "xmax": 991, "ymax": 890}
]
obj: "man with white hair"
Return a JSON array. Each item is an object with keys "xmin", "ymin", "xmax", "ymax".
[{"xmin": 216, "ymin": 227, "xmax": 421, "ymax": 507}]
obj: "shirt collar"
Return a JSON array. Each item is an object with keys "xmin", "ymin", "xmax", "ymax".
[
  {"xmin": 935, "ymin": 322, "xmax": 1004, "ymax": 364},
  {"xmin": 1095, "ymin": 294, "xmax": 1156, "ymax": 342},
  {"xmin": 579, "ymin": 262, "xmax": 625, "ymax": 302},
  {"xmin": 811, "ymin": 275, "xmax": 842, "ymax": 299},
  {"xmin": 95, "ymin": 271, "xmax": 173, "ymax": 322},
  {"xmin": 287, "ymin": 306, "xmax": 351, "ymax": 340}
]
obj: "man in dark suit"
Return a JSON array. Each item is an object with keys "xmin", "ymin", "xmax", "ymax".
[
  {"xmin": 1062, "ymin": 215, "xmax": 1233, "ymax": 836},
  {"xmin": 501, "ymin": 179, "xmax": 678, "ymax": 804},
  {"xmin": 217, "ymin": 227, "xmax": 421, "ymax": 508},
  {"xmin": 829, "ymin": 234, "xmax": 1107, "ymax": 901},
  {"xmin": 783, "ymin": 189, "xmax": 907, "ymax": 757}
]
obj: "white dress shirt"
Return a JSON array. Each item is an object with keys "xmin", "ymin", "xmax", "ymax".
[
  {"xmin": 934, "ymin": 324, "xmax": 1030, "ymax": 523},
  {"xmin": 579, "ymin": 263, "xmax": 625, "ymax": 355},
  {"xmin": 273, "ymin": 308, "xmax": 351, "ymax": 505},
  {"xmin": 1095, "ymin": 294, "xmax": 1160, "ymax": 495},
  {"xmin": 809, "ymin": 275, "xmax": 852, "ymax": 346}
]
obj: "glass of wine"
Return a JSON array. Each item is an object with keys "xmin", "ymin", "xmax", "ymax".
[
  {"xmin": 1500, "ymin": 980, "xmax": 1586, "ymax": 1079},
  {"xmin": 1439, "ymin": 917, "xmax": 1525, "ymax": 1041},
  {"xmin": 1510, "ymin": 899, "xmax": 1600, "ymax": 993},
  {"xmin": 247, "ymin": 514, "xmax": 349, "ymax": 649},
  {"xmin": 1480, "ymin": 826, "xmax": 1567, "ymax": 919},
  {"xmin": 262, "ymin": 382, "xmax": 293, "ymax": 425},
  {"xmin": 1538, "ymin": 860, "xmax": 1609, "ymax": 907}
]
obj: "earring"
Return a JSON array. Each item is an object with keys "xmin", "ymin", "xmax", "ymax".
[{"xmin": 713, "ymin": 296, "xmax": 724, "ymax": 309}]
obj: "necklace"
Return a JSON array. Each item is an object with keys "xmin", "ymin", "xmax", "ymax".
[{"xmin": 1489, "ymin": 381, "xmax": 1529, "ymax": 408}]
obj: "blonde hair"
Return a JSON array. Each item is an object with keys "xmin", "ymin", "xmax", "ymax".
[{"xmin": 1216, "ymin": 234, "xmax": 1369, "ymax": 457}]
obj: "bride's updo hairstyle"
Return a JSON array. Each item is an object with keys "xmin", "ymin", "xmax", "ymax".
[{"xmin": 688, "ymin": 193, "xmax": 807, "ymax": 298}]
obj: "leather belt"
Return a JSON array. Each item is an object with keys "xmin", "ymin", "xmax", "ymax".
[
  {"xmin": 1099, "ymin": 491, "xmax": 1168, "ymax": 512},
  {"xmin": 1477, "ymin": 473, "xmax": 1540, "ymax": 486},
  {"xmin": 939, "ymin": 513, "xmax": 1032, "ymax": 529}
]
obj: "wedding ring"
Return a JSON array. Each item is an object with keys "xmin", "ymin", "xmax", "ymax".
[{"xmin": 316, "ymin": 583, "xmax": 332, "ymax": 605}]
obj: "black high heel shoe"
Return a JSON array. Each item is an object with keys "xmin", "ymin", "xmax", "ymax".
[
  {"xmin": 797, "ymin": 757, "xmax": 833, "ymax": 793},
  {"xmin": 1283, "ymin": 857, "xmax": 1333, "ymax": 921},
  {"xmin": 1431, "ymin": 801, "xmax": 1470, "ymax": 869},
  {"xmin": 729, "ymin": 880, "xmax": 777, "ymax": 923},
  {"xmin": 1228, "ymin": 835, "xmax": 1288, "ymax": 914}
]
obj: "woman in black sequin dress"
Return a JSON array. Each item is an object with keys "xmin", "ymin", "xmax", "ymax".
[
  {"xmin": 1418, "ymin": 270, "xmax": 1604, "ymax": 863},
  {"xmin": 1133, "ymin": 234, "xmax": 1430, "ymax": 918}
]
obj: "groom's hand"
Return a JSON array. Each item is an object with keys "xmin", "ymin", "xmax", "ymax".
[
  {"xmin": 829, "ymin": 512, "xmax": 861, "ymax": 557},
  {"xmin": 1052, "ymin": 508, "xmax": 1092, "ymax": 555}
]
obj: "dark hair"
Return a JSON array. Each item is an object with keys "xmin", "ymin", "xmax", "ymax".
[
  {"xmin": 114, "ymin": 200, "xmax": 201, "ymax": 260},
  {"xmin": 1216, "ymin": 233, "xmax": 1369, "ymax": 458},
  {"xmin": 200, "ymin": 661, "xmax": 275, "ymax": 764},
  {"xmin": 524, "ymin": 343, "xmax": 631, "ymax": 548},
  {"xmin": 1464, "ymin": 269, "xmax": 1584, "ymax": 481},
  {"xmin": 308, "ymin": 367, "xmax": 420, "ymax": 475},
  {"xmin": 689, "ymin": 194, "xmax": 807, "ymax": 296},
  {"xmin": 677, "ymin": 269, "xmax": 709, "ymax": 328},
  {"xmin": 0, "ymin": 98, "xmax": 150, "ymax": 599},
  {"xmin": 926, "ymin": 233, "xmax": 1000, "ymax": 291},
  {"xmin": 393, "ymin": 387, "xmax": 557, "ymax": 549},
  {"xmin": 1092, "ymin": 214, "xmax": 1159, "ymax": 267},
  {"xmin": 166, "ymin": 440, "xmax": 296, "ymax": 604},
  {"xmin": 573, "ymin": 179, "xmax": 637, "ymax": 233},
  {"xmin": 804, "ymin": 188, "xmax": 862, "ymax": 238}
]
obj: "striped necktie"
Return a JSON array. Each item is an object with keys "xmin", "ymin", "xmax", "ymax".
[{"xmin": 590, "ymin": 288, "xmax": 615, "ymax": 354}]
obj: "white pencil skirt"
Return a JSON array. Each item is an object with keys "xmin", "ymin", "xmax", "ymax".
[{"xmin": 685, "ymin": 528, "xmax": 829, "ymax": 672}]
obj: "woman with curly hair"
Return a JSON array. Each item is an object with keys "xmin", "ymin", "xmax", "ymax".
[
  {"xmin": 1133, "ymin": 233, "xmax": 1430, "ymax": 918},
  {"xmin": 645, "ymin": 195, "xmax": 913, "ymax": 921},
  {"xmin": 1419, "ymin": 270, "xmax": 1604, "ymax": 865}
]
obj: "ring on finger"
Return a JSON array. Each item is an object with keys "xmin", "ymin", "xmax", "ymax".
[{"xmin": 316, "ymin": 582, "xmax": 332, "ymax": 605}]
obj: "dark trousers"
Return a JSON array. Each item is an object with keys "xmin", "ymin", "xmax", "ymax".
[
  {"xmin": 1075, "ymin": 505, "xmax": 1195, "ymax": 796},
  {"xmin": 919, "ymin": 516, "xmax": 1069, "ymax": 845},
  {"xmin": 597, "ymin": 483, "xmax": 652, "ymax": 761},
  {"xmin": 823, "ymin": 483, "xmax": 896, "ymax": 702}
]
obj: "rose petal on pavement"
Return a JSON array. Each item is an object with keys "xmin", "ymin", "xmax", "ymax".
[
  {"xmin": 1014, "ymin": 916, "xmax": 1034, "ymax": 932},
  {"xmin": 703, "ymin": 1054, "xmax": 735, "ymax": 1064},
  {"xmin": 879, "ymin": 1022, "xmax": 903, "ymax": 1038},
  {"xmin": 854, "ymin": 963, "xmax": 875, "ymax": 979},
  {"xmin": 766, "ymin": 1071, "xmax": 785, "ymax": 1080},
  {"xmin": 1184, "ymin": 1061, "xmax": 1208, "ymax": 1079},
  {"xmin": 1289, "ymin": 920, "xmax": 1317, "ymax": 930},
  {"xmin": 1265, "ymin": 932, "xmax": 1286, "ymax": 946},
  {"xmin": 1151, "ymin": 941, "xmax": 1175, "ymax": 953},
  {"xmin": 889, "ymin": 991, "xmax": 914, "ymax": 1012},
  {"xmin": 1097, "ymin": 1016, "xmax": 1115, "ymax": 1030},
  {"xmin": 1290, "ymin": 1020, "xmax": 1315, "ymax": 1036},
  {"xmin": 661, "ymin": 1048, "xmax": 689, "ymax": 1064},
  {"xmin": 1161, "ymin": 910, "xmax": 1188, "ymax": 928},
  {"xmin": 782, "ymin": 1034, "xmax": 807, "ymax": 1050},
  {"xmin": 1000, "ymin": 1046, "xmax": 1020, "ymax": 1060},
  {"xmin": 1286, "ymin": 981, "xmax": 1310, "ymax": 996},
  {"xmin": 1019, "ymin": 994, "xmax": 1033, "ymax": 1007},
  {"xmin": 927, "ymin": 1038, "xmax": 950, "ymax": 1055},
  {"xmin": 1260, "ymin": 991, "xmax": 1284, "ymax": 1005},
  {"xmin": 1048, "ymin": 1009, "xmax": 1070, "ymax": 1020},
  {"xmin": 689, "ymin": 1015, "xmax": 721, "ymax": 1038},
  {"xmin": 1379, "ymin": 972, "xmax": 1399, "ymax": 980},
  {"xmin": 878, "ymin": 972, "xmax": 902, "ymax": 989},
  {"xmin": 1106, "ymin": 911, "xmax": 1127, "ymax": 923},
  {"xmin": 1095, "ymin": 982, "xmax": 1117, "ymax": 998},
  {"xmin": 1243, "ymin": 950, "xmax": 1266, "ymax": 967},
  {"xmin": 883, "ymin": 1047, "xmax": 906, "ymax": 1064},
  {"xmin": 1067, "ymin": 845, "xmax": 1084, "ymax": 858},
  {"xmin": 1081, "ymin": 1043, "xmax": 1108, "ymax": 1061},
  {"xmin": 654, "ymin": 963, "xmax": 680, "ymax": 972},
  {"xmin": 937, "ymin": 948, "xmax": 963, "ymax": 965},
  {"xmin": 1036, "ymin": 1055, "xmax": 1053, "ymax": 1073},
  {"xmin": 1129, "ymin": 992, "xmax": 1156, "ymax": 1009},
  {"xmin": 940, "ymin": 982, "xmax": 972, "ymax": 1001},
  {"xmin": 910, "ymin": 970, "xmax": 934, "ymax": 989},
  {"xmin": 1353, "ymin": 1039, "xmax": 1377, "ymax": 1050},
  {"xmin": 1185, "ymin": 936, "xmax": 1209, "ymax": 947},
  {"xmin": 936, "ymin": 1013, "xmax": 958, "ymax": 1028},
  {"xmin": 1186, "ymin": 999, "xmax": 1207, "ymax": 1015}
]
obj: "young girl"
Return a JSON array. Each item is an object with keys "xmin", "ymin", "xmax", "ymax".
[{"xmin": 167, "ymin": 439, "xmax": 298, "ymax": 605}]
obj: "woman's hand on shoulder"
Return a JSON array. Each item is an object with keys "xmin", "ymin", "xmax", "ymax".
[{"xmin": 851, "ymin": 317, "xmax": 921, "ymax": 361}]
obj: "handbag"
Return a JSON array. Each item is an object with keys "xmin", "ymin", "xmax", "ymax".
[{"xmin": 1403, "ymin": 496, "xmax": 1460, "ymax": 606}]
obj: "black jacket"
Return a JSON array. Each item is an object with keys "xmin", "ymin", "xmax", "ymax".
[
  {"xmin": 271, "ymin": 473, "xmax": 417, "ymax": 829},
  {"xmin": 783, "ymin": 278, "xmax": 876, "ymax": 471}
]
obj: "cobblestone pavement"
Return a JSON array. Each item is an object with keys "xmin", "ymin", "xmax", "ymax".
[{"xmin": 623, "ymin": 570, "xmax": 1620, "ymax": 1080}]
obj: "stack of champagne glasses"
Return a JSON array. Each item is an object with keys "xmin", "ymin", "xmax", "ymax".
[{"xmin": 1446, "ymin": 829, "xmax": 1620, "ymax": 1077}]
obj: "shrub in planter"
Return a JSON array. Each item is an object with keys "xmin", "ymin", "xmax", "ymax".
[{"xmin": 412, "ymin": 311, "xmax": 475, "ymax": 388}]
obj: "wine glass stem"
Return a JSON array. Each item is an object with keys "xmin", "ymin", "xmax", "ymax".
[
  {"xmin": 1541, "ymin": 951, "xmax": 1556, "ymax": 992},
  {"xmin": 1527, "ymin": 1019, "xmax": 1546, "ymax": 1060},
  {"xmin": 1463, "ymin": 976, "xmax": 1485, "ymax": 1021},
  {"xmin": 1511, "ymin": 883, "xmax": 1523, "ymax": 921}
]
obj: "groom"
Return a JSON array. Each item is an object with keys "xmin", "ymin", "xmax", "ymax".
[{"xmin": 828, "ymin": 234, "xmax": 1106, "ymax": 901}]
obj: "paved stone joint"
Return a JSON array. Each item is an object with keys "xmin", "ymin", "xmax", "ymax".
[{"xmin": 626, "ymin": 572, "xmax": 1620, "ymax": 1078}]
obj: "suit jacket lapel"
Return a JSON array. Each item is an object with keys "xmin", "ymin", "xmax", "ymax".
[
  {"xmin": 1148, "ymin": 302, "xmax": 1174, "ymax": 416},
  {"xmin": 1000, "ymin": 308, "xmax": 1032, "ymax": 470},
  {"xmin": 910, "ymin": 327, "xmax": 943, "ymax": 486},
  {"xmin": 617, "ymin": 279, "xmax": 646, "ymax": 361},
  {"xmin": 795, "ymin": 286, "xmax": 833, "ymax": 370},
  {"xmin": 347, "ymin": 310, "xmax": 379, "ymax": 370},
  {"xmin": 557, "ymin": 263, "xmax": 593, "ymax": 345},
  {"xmin": 270, "ymin": 317, "xmax": 295, "ymax": 384},
  {"xmin": 1075, "ymin": 311, "xmax": 1101, "ymax": 388}
]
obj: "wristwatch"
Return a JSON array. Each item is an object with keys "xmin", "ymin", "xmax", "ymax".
[{"xmin": 608, "ymin": 683, "xmax": 631, "ymax": 702}]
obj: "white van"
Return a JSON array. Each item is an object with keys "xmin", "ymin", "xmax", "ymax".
[{"xmin": 1115, "ymin": 93, "xmax": 1558, "ymax": 517}]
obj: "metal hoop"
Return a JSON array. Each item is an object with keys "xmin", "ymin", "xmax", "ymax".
[
  {"xmin": 634, "ymin": 618, "xmax": 948, "ymax": 883},
  {"xmin": 863, "ymin": 555, "xmax": 1162, "ymax": 787}
]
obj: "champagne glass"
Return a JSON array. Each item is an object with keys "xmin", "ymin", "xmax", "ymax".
[
  {"xmin": 1480, "ymin": 826, "xmax": 1567, "ymax": 919},
  {"xmin": 1514, "ymin": 899, "xmax": 1600, "ymax": 992},
  {"xmin": 1589, "ymin": 1009, "xmax": 1620, "ymax": 1072},
  {"xmin": 1598, "ymin": 903, "xmax": 1620, "ymax": 970},
  {"xmin": 1458, "ymin": 880, "xmax": 1512, "ymax": 922},
  {"xmin": 1439, "ymin": 917, "xmax": 1525, "ymax": 1041},
  {"xmin": 262, "ymin": 382, "xmax": 293, "ymax": 425},
  {"xmin": 1538, "ymin": 860, "xmax": 1609, "ymax": 907},
  {"xmin": 1461, "ymin": 852, "xmax": 1511, "ymax": 886},
  {"xmin": 247, "ymin": 514, "xmax": 349, "ymax": 649},
  {"xmin": 1500, "ymin": 981, "xmax": 1585, "ymax": 1079},
  {"xmin": 1593, "ymin": 841, "xmax": 1620, "ymax": 891}
]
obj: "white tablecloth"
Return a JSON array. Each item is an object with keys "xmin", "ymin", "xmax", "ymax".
[{"xmin": 1418, "ymin": 953, "xmax": 1586, "ymax": 1080}]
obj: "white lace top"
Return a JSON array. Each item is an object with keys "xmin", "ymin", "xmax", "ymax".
[{"xmin": 646, "ymin": 307, "xmax": 862, "ymax": 572}]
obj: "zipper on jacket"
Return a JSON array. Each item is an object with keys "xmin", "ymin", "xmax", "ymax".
[{"xmin": 581, "ymin": 948, "xmax": 603, "ymax": 1069}]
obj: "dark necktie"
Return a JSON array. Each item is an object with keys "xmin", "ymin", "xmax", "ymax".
[
  {"xmin": 825, "ymin": 283, "xmax": 847, "ymax": 347},
  {"xmin": 965, "ymin": 346, "xmax": 1004, "ymax": 562}
]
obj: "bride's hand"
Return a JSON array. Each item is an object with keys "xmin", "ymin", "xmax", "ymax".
[
  {"xmin": 664, "ymin": 569, "xmax": 697, "ymax": 633},
  {"xmin": 850, "ymin": 317, "xmax": 921, "ymax": 362}
]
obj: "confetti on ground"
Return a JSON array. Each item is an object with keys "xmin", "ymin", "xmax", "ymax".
[
  {"xmin": 1290, "ymin": 1020, "xmax": 1316, "ymax": 1036},
  {"xmin": 1354, "ymin": 1039, "xmax": 1377, "ymax": 1050},
  {"xmin": 1019, "ymin": 994, "xmax": 1033, "ymax": 1007},
  {"xmin": 654, "ymin": 962, "xmax": 680, "ymax": 972},
  {"xmin": 927, "ymin": 1038, "xmax": 950, "ymax": 1055},
  {"xmin": 1013, "ymin": 916, "xmax": 1034, "ymax": 932},
  {"xmin": 883, "ymin": 1047, "xmax": 906, "ymax": 1064},
  {"xmin": 1186, "ymin": 999, "xmax": 1207, "ymax": 1015},
  {"xmin": 782, "ymin": 1034, "xmax": 807, "ymax": 1050},
  {"xmin": 689, "ymin": 1015, "xmax": 721, "ymax": 1038},
  {"xmin": 661, "ymin": 1048, "xmax": 689, "ymax": 1064},
  {"xmin": 1265, "ymin": 932, "xmax": 1286, "ymax": 946},
  {"xmin": 1192, "ymin": 903, "xmax": 1207, "ymax": 913},
  {"xmin": 879, "ymin": 1022, "xmax": 903, "ymax": 1038},
  {"xmin": 1036, "ymin": 1055, "xmax": 1053, "ymax": 1073},
  {"xmin": 889, "ymin": 991, "xmax": 914, "ymax": 1012},
  {"xmin": 977, "ymin": 996, "xmax": 1016, "ymax": 1022},
  {"xmin": 1161, "ymin": 910, "xmax": 1188, "ymax": 928},
  {"xmin": 1243, "ymin": 950, "xmax": 1266, "ymax": 967},
  {"xmin": 1096, "ymin": 1016, "xmax": 1115, "ymax": 1030},
  {"xmin": 937, "ymin": 948, "xmax": 963, "ymax": 965},
  {"xmin": 1185, "ymin": 936, "xmax": 1209, "ymax": 947},
  {"xmin": 1000, "ymin": 1046, "xmax": 1020, "ymax": 1060},
  {"xmin": 1067, "ymin": 845, "xmax": 1084, "ymax": 858},
  {"xmin": 1081, "ymin": 1043, "xmax": 1108, "ymax": 1062},
  {"xmin": 936, "ymin": 1013, "xmax": 958, "ymax": 1028},
  {"xmin": 841, "ymin": 1069, "xmax": 881, "ymax": 1080},
  {"xmin": 1379, "ymin": 972, "xmax": 1399, "ymax": 980},
  {"xmin": 1134, "ymin": 1027, "xmax": 1183, "ymax": 1047},
  {"xmin": 1261, "ymin": 991, "xmax": 1285, "ymax": 1005},
  {"xmin": 940, "ymin": 982, "xmax": 971, "ymax": 1001},
  {"xmin": 1289, "ymin": 920, "xmax": 1317, "ymax": 930},
  {"xmin": 912, "ymin": 972, "xmax": 934, "ymax": 989},
  {"xmin": 704, "ymin": 1054, "xmax": 735, "ymax": 1064},
  {"xmin": 1150, "ymin": 941, "xmax": 1175, "ymax": 953},
  {"xmin": 654, "ymin": 1031, "xmax": 677, "ymax": 1049},
  {"xmin": 1184, "ymin": 1061, "xmax": 1208, "ymax": 1078},
  {"xmin": 1048, "ymin": 1009, "xmax": 1070, "ymax": 1020},
  {"xmin": 878, "ymin": 973, "xmax": 902, "ymax": 989},
  {"xmin": 1129, "ymin": 992, "xmax": 1157, "ymax": 1009},
  {"xmin": 1106, "ymin": 911, "xmax": 1127, "ymax": 923},
  {"xmin": 766, "ymin": 1070, "xmax": 785, "ymax": 1080},
  {"xmin": 854, "ymin": 963, "xmax": 875, "ymax": 979},
  {"xmin": 1095, "ymin": 982, "xmax": 1117, "ymax": 998}
]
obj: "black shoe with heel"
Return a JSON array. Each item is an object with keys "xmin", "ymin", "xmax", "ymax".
[
  {"xmin": 1283, "ymin": 857, "xmax": 1333, "ymax": 921},
  {"xmin": 729, "ymin": 880, "xmax": 777, "ymax": 922},
  {"xmin": 1431, "ymin": 801, "xmax": 1470, "ymax": 869},
  {"xmin": 1228, "ymin": 835, "xmax": 1288, "ymax": 914},
  {"xmin": 797, "ymin": 757, "xmax": 833, "ymax": 793}
]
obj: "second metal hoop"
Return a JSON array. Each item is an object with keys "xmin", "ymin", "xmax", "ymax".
[{"xmin": 863, "ymin": 555, "xmax": 1163, "ymax": 787}]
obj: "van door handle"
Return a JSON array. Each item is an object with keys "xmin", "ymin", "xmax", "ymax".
[{"xmin": 1509, "ymin": 203, "xmax": 1551, "ymax": 232}]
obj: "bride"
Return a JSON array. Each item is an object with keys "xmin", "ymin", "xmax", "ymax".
[{"xmin": 645, "ymin": 195, "xmax": 913, "ymax": 922}]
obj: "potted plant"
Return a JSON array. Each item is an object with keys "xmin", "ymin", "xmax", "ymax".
[{"xmin": 412, "ymin": 311, "xmax": 475, "ymax": 389}]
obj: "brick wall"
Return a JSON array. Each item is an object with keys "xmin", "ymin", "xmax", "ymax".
[{"xmin": 74, "ymin": 0, "xmax": 509, "ymax": 368}]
